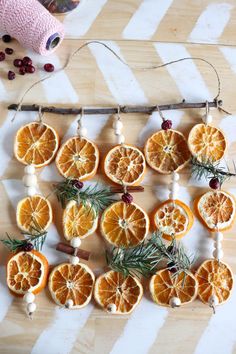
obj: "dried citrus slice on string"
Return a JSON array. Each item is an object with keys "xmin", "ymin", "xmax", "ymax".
[
  {"xmin": 188, "ymin": 123, "xmax": 226, "ymax": 162},
  {"xmin": 104, "ymin": 144, "xmax": 146, "ymax": 186},
  {"xmin": 195, "ymin": 259, "xmax": 234, "ymax": 305},
  {"xmin": 16, "ymin": 195, "xmax": 52, "ymax": 233},
  {"xmin": 56, "ymin": 137, "xmax": 99, "ymax": 180},
  {"xmin": 63, "ymin": 200, "xmax": 98, "ymax": 240},
  {"xmin": 194, "ymin": 190, "xmax": 236, "ymax": 231},
  {"xmin": 100, "ymin": 201, "xmax": 149, "ymax": 247},
  {"xmin": 152, "ymin": 199, "xmax": 194, "ymax": 240},
  {"xmin": 150, "ymin": 269, "xmax": 198, "ymax": 307},
  {"xmin": 144, "ymin": 129, "xmax": 191, "ymax": 174},
  {"xmin": 94, "ymin": 270, "xmax": 143, "ymax": 314},
  {"xmin": 7, "ymin": 250, "xmax": 49, "ymax": 296},
  {"xmin": 48, "ymin": 263, "xmax": 95, "ymax": 308},
  {"xmin": 14, "ymin": 122, "xmax": 59, "ymax": 167}
]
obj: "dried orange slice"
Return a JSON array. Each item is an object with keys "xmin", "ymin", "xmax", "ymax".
[
  {"xmin": 150, "ymin": 269, "xmax": 198, "ymax": 307},
  {"xmin": 144, "ymin": 129, "xmax": 191, "ymax": 174},
  {"xmin": 100, "ymin": 201, "xmax": 149, "ymax": 247},
  {"xmin": 7, "ymin": 250, "xmax": 49, "ymax": 296},
  {"xmin": 188, "ymin": 123, "xmax": 226, "ymax": 162},
  {"xmin": 56, "ymin": 137, "xmax": 99, "ymax": 180},
  {"xmin": 63, "ymin": 201, "xmax": 98, "ymax": 240},
  {"xmin": 195, "ymin": 259, "xmax": 234, "ymax": 305},
  {"xmin": 14, "ymin": 122, "xmax": 59, "ymax": 167},
  {"xmin": 152, "ymin": 199, "xmax": 194, "ymax": 240},
  {"xmin": 195, "ymin": 190, "xmax": 236, "ymax": 231},
  {"xmin": 48, "ymin": 263, "xmax": 95, "ymax": 308},
  {"xmin": 94, "ymin": 270, "xmax": 143, "ymax": 314},
  {"xmin": 104, "ymin": 144, "xmax": 146, "ymax": 186},
  {"xmin": 16, "ymin": 195, "xmax": 52, "ymax": 233}
]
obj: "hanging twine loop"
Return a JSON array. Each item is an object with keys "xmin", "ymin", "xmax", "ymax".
[{"xmin": 155, "ymin": 104, "xmax": 165, "ymax": 122}]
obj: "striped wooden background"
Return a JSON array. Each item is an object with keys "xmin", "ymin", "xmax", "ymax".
[{"xmin": 0, "ymin": 1, "xmax": 236, "ymax": 353}]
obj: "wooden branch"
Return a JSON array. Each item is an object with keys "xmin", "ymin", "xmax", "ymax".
[
  {"xmin": 56, "ymin": 242, "xmax": 90, "ymax": 261},
  {"xmin": 8, "ymin": 100, "xmax": 222, "ymax": 116},
  {"xmin": 110, "ymin": 186, "xmax": 144, "ymax": 193}
]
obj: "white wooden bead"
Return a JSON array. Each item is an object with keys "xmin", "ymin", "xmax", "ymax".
[
  {"xmin": 214, "ymin": 231, "xmax": 223, "ymax": 242},
  {"xmin": 23, "ymin": 174, "xmax": 37, "ymax": 187},
  {"xmin": 208, "ymin": 294, "xmax": 219, "ymax": 307},
  {"xmin": 169, "ymin": 182, "xmax": 179, "ymax": 194},
  {"xmin": 202, "ymin": 114, "xmax": 213, "ymax": 124},
  {"xmin": 77, "ymin": 127, "xmax": 87, "ymax": 137},
  {"xmin": 115, "ymin": 128, "xmax": 122, "ymax": 136},
  {"xmin": 117, "ymin": 134, "xmax": 125, "ymax": 144},
  {"xmin": 171, "ymin": 172, "xmax": 180, "ymax": 182},
  {"xmin": 26, "ymin": 186, "xmax": 37, "ymax": 197},
  {"xmin": 107, "ymin": 303, "xmax": 117, "ymax": 314},
  {"xmin": 70, "ymin": 237, "xmax": 81, "ymax": 248},
  {"xmin": 27, "ymin": 302, "xmax": 37, "ymax": 314},
  {"xmin": 65, "ymin": 299, "xmax": 74, "ymax": 309},
  {"xmin": 69, "ymin": 255, "xmax": 80, "ymax": 265},
  {"xmin": 213, "ymin": 249, "xmax": 224, "ymax": 260},
  {"xmin": 24, "ymin": 165, "xmax": 35, "ymax": 175},
  {"xmin": 113, "ymin": 120, "xmax": 123, "ymax": 130},
  {"xmin": 23, "ymin": 292, "xmax": 35, "ymax": 304},
  {"xmin": 169, "ymin": 297, "xmax": 181, "ymax": 308}
]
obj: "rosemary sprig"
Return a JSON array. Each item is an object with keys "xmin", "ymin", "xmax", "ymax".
[
  {"xmin": 106, "ymin": 232, "xmax": 194, "ymax": 278},
  {"xmin": 191, "ymin": 157, "xmax": 236, "ymax": 185},
  {"xmin": 1, "ymin": 227, "xmax": 47, "ymax": 252},
  {"xmin": 54, "ymin": 180, "xmax": 117, "ymax": 214}
]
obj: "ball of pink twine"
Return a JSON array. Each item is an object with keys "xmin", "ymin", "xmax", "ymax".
[{"xmin": 0, "ymin": 0, "xmax": 64, "ymax": 55}]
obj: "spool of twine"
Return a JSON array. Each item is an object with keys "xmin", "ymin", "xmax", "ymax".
[{"xmin": 0, "ymin": 0, "xmax": 65, "ymax": 55}]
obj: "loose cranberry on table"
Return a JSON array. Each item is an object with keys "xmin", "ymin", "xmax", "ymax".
[
  {"xmin": 2, "ymin": 34, "xmax": 12, "ymax": 43},
  {"xmin": 5, "ymin": 48, "xmax": 14, "ymax": 55},
  {"xmin": 8, "ymin": 71, "xmax": 15, "ymax": 80},
  {"xmin": 14, "ymin": 59, "xmax": 23, "ymax": 67},
  {"xmin": 26, "ymin": 65, "xmax": 36, "ymax": 74},
  {"xmin": 44, "ymin": 63, "xmax": 55, "ymax": 72},
  {"xmin": 19, "ymin": 67, "xmax": 26, "ymax": 75},
  {"xmin": 0, "ymin": 51, "xmax": 5, "ymax": 61},
  {"xmin": 22, "ymin": 56, "xmax": 32, "ymax": 66}
]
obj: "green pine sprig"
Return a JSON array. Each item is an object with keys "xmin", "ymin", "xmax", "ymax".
[
  {"xmin": 1, "ymin": 227, "xmax": 47, "ymax": 252},
  {"xmin": 191, "ymin": 157, "xmax": 236, "ymax": 185},
  {"xmin": 106, "ymin": 232, "xmax": 194, "ymax": 278},
  {"xmin": 53, "ymin": 180, "xmax": 117, "ymax": 214}
]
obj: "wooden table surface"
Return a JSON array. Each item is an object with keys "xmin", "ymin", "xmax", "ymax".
[{"xmin": 0, "ymin": 1, "xmax": 236, "ymax": 353}]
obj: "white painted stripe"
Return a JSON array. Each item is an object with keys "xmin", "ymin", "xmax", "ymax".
[
  {"xmin": 194, "ymin": 275, "xmax": 236, "ymax": 354},
  {"xmin": 0, "ymin": 111, "xmax": 38, "ymax": 177},
  {"xmin": 110, "ymin": 298, "xmax": 168, "ymax": 354},
  {"xmin": 123, "ymin": 0, "xmax": 173, "ymax": 40},
  {"xmin": 189, "ymin": 3, "xmax": 233, "ymax": 44},
  {"xmin": 154, "ymin": 43, "xmax": 212, "ymax": 102},
  {"xmin": 31, "ymin": 304, "xmax": 93, "ymax": 354},
  {"xmin": 89, "ymin": 41, "xmax": 148, "ymax": 105},
  {"xmin": 64, "ymin": 0, "xmax": 108, "ymax": 37}
]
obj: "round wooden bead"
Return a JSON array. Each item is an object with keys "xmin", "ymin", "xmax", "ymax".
[
  {"xmin": 113, "ymin": 120, "xmax": 123, "ymax": 130},
  {"xmin": 169, "ymin": 297, "xmax": 181, "ymax": 308},
  {"xmin": 117, "ymin": 134, "xmax": 125, "ymax": 144},
  {"xmin": 27, "ymin": 302, "xmax": 37, "ymax": 314},
  {"xmin": 70, "ymin": 237, "xmax": 81, "ymax": 248},
  {"xmin": 26, "ymin": 186, "xmax": 37, "ymax": 197},
  {"xmin": 23, "ymin": 174, "xmax": 37, "ymax": 187},
  {"xmin": 23, "ymin": 292, "xmax": 35, "ymax": 304},
  {"xmin": 213, "ymin": 249, "xmax": 224, "ymax": 260},
  {"xmin": 208, "ymin": 294, "xmax": 219, "ymax": 307},
  {"xmin": 214, "ymin": 231, "xmax": 223, "ymax": 242},
  {"xmin": 107, "ymin": 303, "xmax": 117, "ymax": 313},
  {"xmin": 69, "ymin": 255, "xmax": 80, "ymax": 265},
  {"xmin": 202, "ymin": 114, "xmax": 213, "ymax": 125},
  {"xmin": 65, "ymin": 299, "xmax": 74, "ymax": 309},
  {"xmin": 171, "ymin": 172, "xmax": 180, "ymax": 182},
  {"xmin": 24, "ymin": 165, "xmax": 35, "ymax": 175}
]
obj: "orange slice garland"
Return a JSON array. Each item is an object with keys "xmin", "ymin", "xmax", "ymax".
[
  {"xmin": 188, "ymin": 123, "xmax": 226, "ymax": 162},
  {"xmin": 16, "ymin": 195, "xmax": 52, "ymax": 233},
  {"xmin": 48, "ymin": 263, "xmax": 95, "ymax": 308},
  {"xmin": 7, "ymin": 250, "xmax": 49, "ymax": 296},
  {"xmin": 150, "ymin": 269, "xmax": 198, "ymax": 307},
  {"xmin": 63, "ymin": 201, "xmax": 98, "ymax": 240},
  {"xmin": 104, "ymin": 144, "xmax": 146, "ymax": 186},
  {"xmin": 94, "ymin": 270, "xmax": 143, "ymax": 314},
  {"xmin": 14, "ymin": 122, "xmax": 59, "ymax": 167},
  {"xmin": 100, "ymin": 201, "xmax": 149, "ymax": 247},
  {"xmin": 195, "ymin": 259, "xmax": 234, "ymax": 305},
  {"xmin": 56, "ymin": 136, "xmax": 99, "ymax": 180},
  {"xmin": 144, "ymin": 129, "xmax": 191, "ymax": 174},
  {"xmin": 151, "ymin": 199, "xmax": 194, "ymax": 240},
  {"xmin": 194, "ymin": 190, "xmax": 236, "ymax": 231}
]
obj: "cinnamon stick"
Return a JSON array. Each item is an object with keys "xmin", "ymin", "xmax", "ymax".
[
  {"xmin": 110, "ymin": 186, "xmax": 144, "ymax": 193},
  {"xmin": 56, "ymin": 242, "xmax": 90, "ymax": 261}
]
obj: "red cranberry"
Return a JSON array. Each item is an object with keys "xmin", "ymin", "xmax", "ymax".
[
  {"xmin": 5, "ymin": 47, "xmax": 13, "ymax": 55},
  {"xmin": 72, "ymin": 180, "xmax": 84, "ymax": 189},
  {"xmin": 2, "ymin": 34, "xmax": 12, "ymax": 43},
  {"xmin": 161, "ymin": 119, "xmax": 172, "ymax": 130},
  {"xmin": 23, "ymin": 243, "xmax": 34, "ymax": 252},
  {"xmin": 22, "ymin": 56, "xmax": 32, "ymax": 66},
  {"xmin": 26, "ymin": 65, "xmax": 35, "ymax": 74},
  {"xmin": 14, "ymin": 59, "xmax": 23, "ymax": 67},
  {"xmin": 44, "ymin": 63, "xmax": 54, "ymax": 72},
  {"xmin": 167, "ymin": 261, "xmax": 177, "ymax": 273},
  {"xmin": 0, "ymin": 51, "xmax": 5, "ymax": 61},
  {"xmin": 19, "ymin": 67, "xmax": 26, "ymax": 75},
  {"xmin": 209, "ymin": 177, "xmax": 220, "ymax": 190},
  {"xmin": 122, "ymin": 193, "xmax": 133, "ymax": 204},
  {"xmin": 8, "ymin": 71, "xmax": 15, "ymax": 80}
]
